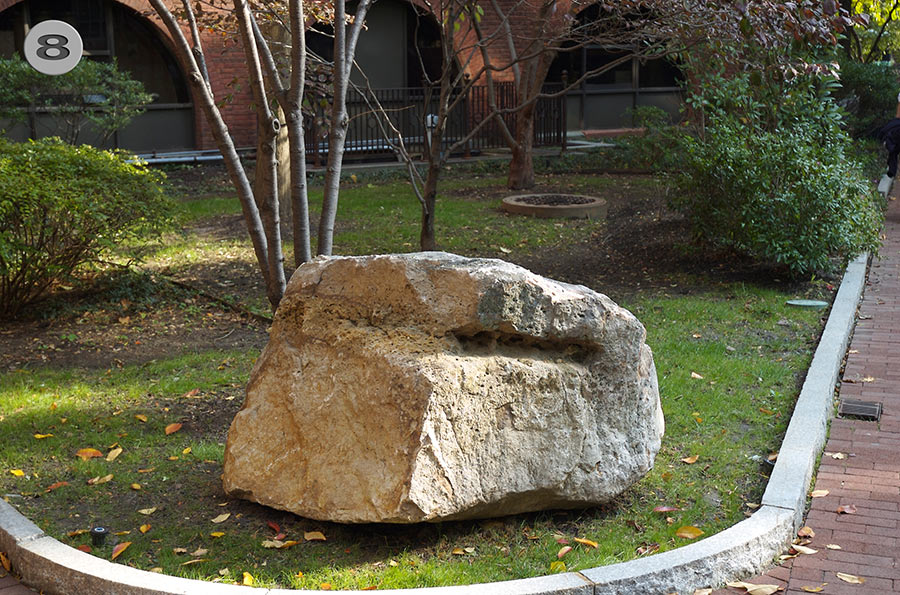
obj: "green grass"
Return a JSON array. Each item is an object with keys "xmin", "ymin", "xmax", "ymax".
[{"xmin": 0, "ymin": 283, "xmax": 825, "ymax": 588}]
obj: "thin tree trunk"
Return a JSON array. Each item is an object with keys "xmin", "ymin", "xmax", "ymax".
[
  {"xmin": 420, "ymin": 163, "xmax": 440, "ymax": 251},
  {"xmin": 287, "ymin": 0, "xmax": 312, "ymax": 265}
]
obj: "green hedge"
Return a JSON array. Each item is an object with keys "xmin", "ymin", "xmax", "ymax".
[{"xmin": 0, "ymin": 138, "xmax": 170, "ymax": 317}]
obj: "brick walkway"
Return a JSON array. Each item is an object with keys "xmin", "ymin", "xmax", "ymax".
[
  {"xmin": 0, "ymin": 573, "xmax": 33, "ymax": 594},
  {"xmin": 715, "ymin": 195, "xmax": 900, "ymax": 593}
]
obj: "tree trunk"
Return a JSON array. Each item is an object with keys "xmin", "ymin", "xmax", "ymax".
[
  {"xmin": 420, "ymin": 160, "xmax": 441, "ymax": 251},
  {"xmin": 507, "ymin": 103, "xmax": 536, "ymax": 190},
  {"xmin": 275, "ymin": 106, "xmax": 292, "ymax": 241}
]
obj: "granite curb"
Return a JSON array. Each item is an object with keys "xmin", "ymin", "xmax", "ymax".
[{"xmin": 0, "ymin": 252, "xmax": 869, "ymax": 595}]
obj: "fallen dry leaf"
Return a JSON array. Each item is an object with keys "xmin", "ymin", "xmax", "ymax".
[
  {"xmin": 653, "ymin": 505, "xmax": 681, "ymax": 513},
  {"xmin": 111, "ymin": 542, "xmax": 131, "ymax": 561},
  {"xmin": 139, "ymin": 524, "xmax": 151, "ymax": 534},
  {"xmin": 451, "ymin": 547, "xmax": 465, "ymax": 555},
  {"xmin": 320, "ymin": 583, "xmax": 332, "ymax": 590},
  {"xmin": 67, "ymin": 529, "xmax": 88, "ymax": 537},
  {"xmin": 134, "ymin": 414, "xmax": 148, "ymax": 423},
  {"xmin": 836, "ymin": 504, "xmax": 857, "ymax": 515},
  {"xmin": 691, "ymin": 372, "xmax": 704, "ymax": 379},
  {"xmin": 33, "ymin": 433, "xmax": 53, "ymax": 439},
  {"xmin": 75, "ymin": 448, "xmax": 103, "ymax": 461},
  {"xmin": 106, "ymin": 447, "xmax": 122, "ymax": 462},
  {"xmin": 180, "ymin": 559, "xmax": 208, "ymax": 566},
  {"xmin": 182, "ymin": 447, "xmax": 192, "ymax": 455},
  {"xmin": 725, "ymin": 581, "xmax": 781, "ymax": 595},
  {"xmin": 635, "ymin": 542, "xmax": 660, "ymax": 556},
  {"xmin": 76, "ymin": 545, "xmax": 92, "ymax": 553},
  {"xmin": 791, "ymin": 544, "xmax": 817, "ymax": 555},
  {"xmin": 825, "ymin": 544, "xmax": 841, "ymax": 550},
  {"xmin": 574, "ymin": 537, "xmax": 598, "ymax": 548},
  {"xmin": 137, "ymin": 507, "xmax": 157, "ymax": 515},
  {"xmin": 304, "ymin": 531, "xmax": 326, "ymax": 541},
  {"xmin": 675, "ymin": 526, "xmax": 704, "ymax": 539},
  {"xmin": 797, "ymin": 526, "xmax": 815, "ymax": 538},
  {"xmin": 9, "ymin": 469, "xmax": 24, "ymax": 477},
  {"xmin": 172, "ymin": 547, "xmax": 188, "ymax": 554},
  {"xmin": 681, "ymin": 455, "xmax": 699, "ymax": 464},
  {"xmin": 836, "ymin": 572, "xmax": 865, "ymax": 584},
  {"xmin": 800, "ymin": 585, "xmax": 826, "ymax": 593},
  {"xmin": 767, "ymin": 452, "xmax": 778, "ymax": 462},
  {"xmin": 165, "ymin": 423, "xmax": 182, "ymax": 435},
  {"xmin": 87, "ymin": 474, "xmax": 113, "ymax": 485},
  {"xmin": 0, "ymin": 552, "xmax": 10, "ymax": 572},
  {"xmin": 810, "ymin": 489, "xmax": 829, "ymax": 498},
  {"xmin": 211, "ymin": 513, "xmax": 230, "ymax": 524},
  {"xmin": 267, "ymin": 521, "xmax": 281, "ymax": 533},
  {"xmin": 45, "ymin": 481, "xmax": 69, "ymax": 492},
  {"xmin": 831, "ymin": 452, "xmax": 846, "ymax": 460},
  {"xmin": 693, "ymin": 590, "xmax": 713, "ymax": 595},
  {"xmin": 243, "ymin": 572, "xmax": 255, "ymax": 586},
  {"xmin": 549, "ymin": 560, "xmax": 566, "ymax": 573},
  {"xmin": 557, "ymin": 546, "xmax": 572, "ymax": 559},
  {"xmin": 190, "ymin": 548, "xmax": 208, "ymax": 557},
  {"xmin": 130, "ymin": 483, "xmax": 141, "ymax": 491}
]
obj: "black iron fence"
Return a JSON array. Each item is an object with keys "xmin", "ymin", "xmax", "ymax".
[{"xmin": 305, "ymin": 82, "xmax": 566, "ymax": 163}]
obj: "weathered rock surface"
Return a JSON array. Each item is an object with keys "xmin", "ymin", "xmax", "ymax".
[{"xmin": 222, "ymin": 252, "xmax": 663, "ymax": 523}]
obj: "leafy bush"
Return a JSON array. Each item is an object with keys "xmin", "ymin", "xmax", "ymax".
[
  {"xmin": 0, "ymin": 138, "xmax": 170, "ymax": 317},
  {"xmin": 614, "ymin": 106, "xmax": 685, "ymax": 171},
  {"xmin": 673, "ymin": 112, "xmax": 882, "ymax": 276},
  {"xmin": 0, "ymin": 55, "xmax": 153, "ymax": 145},
  {"xmin": 833, "ymin": 60, "xmax": 899, "ymax": 137}
]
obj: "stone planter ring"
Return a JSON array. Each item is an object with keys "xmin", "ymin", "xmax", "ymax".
[{"xmin": 501, "ymin": 194, "xmax": 607, "ymax": 219}]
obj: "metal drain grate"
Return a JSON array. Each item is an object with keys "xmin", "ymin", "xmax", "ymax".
[{"xmin": 838, "ymin": 399, "xmax": 883, "ymax": 421}]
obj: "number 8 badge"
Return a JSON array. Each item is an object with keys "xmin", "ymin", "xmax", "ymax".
[{"xmin": 24, "ymin": 20, "xmax": 83, "ymax": 76}]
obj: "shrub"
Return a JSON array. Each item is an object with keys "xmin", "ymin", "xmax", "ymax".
[
  {"xmin": 833, "ymin": 60, "xmax": 899, "ymax": 137},
  {"xmin": 614, "ymin": 106, "xmax": 685, "ymax": 171},
  {"xmin": 673, "ymin": 114, "xmax": 882, "ymax": 276},
  {"xmin": 0, "ymin": 138, "xmax": 170, "ymax": 318}
]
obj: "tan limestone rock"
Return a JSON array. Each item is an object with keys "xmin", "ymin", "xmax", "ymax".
[{"xmin": 222, "ymin": 252, "xmax": 663, "ymax": 523}]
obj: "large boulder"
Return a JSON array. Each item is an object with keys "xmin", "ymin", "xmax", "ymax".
[{"xmin": 223, "ymin": 252, "xmax": 663, "ymax": 523}]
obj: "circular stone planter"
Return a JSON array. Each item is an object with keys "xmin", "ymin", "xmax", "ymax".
[{"xmin": 502, "ymin": 194, "xmax": 608, "ymax": 219}]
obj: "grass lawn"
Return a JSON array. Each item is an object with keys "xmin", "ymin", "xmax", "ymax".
[{"xmin": 0, "ymin": 161, "xmax": 832, "ymax": 589}]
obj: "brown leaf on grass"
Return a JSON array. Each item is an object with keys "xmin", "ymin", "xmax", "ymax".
[
  {"xmin": 690, "ymin": 372, "xmax": 704, "ymax": 379},
  {"xmin": 836, "ymin": 504, "xmax": 857, "ymax": 515},
  {"xmin": 76, "ymin": 545, "xmax": 92, "ymax": 553},
  {"xmin": 75, "ymin": 448, "xmax": 103, "ymax": 461},
  {"xmin": 130, "ymin": 483, "xmax": 141, "ymax": 491},
  {"xmin": 557, "ymin": 546, "xmax": 572, "ymax": 559},
  {"xmin": 45, "ymin": 481, "xmax": 69, "ymax": 492},
  {"xmin": 681, "ymin": 455, "xmax": 699, "ymax": 464},
  {"xmin": 190, "ymin": 548, "xmax": 208, "ymax": 557},
  {"xmin": 67, "ymin": 529, "xmax": 88, "ymax": 537},
  {"xmin": 767, "ymin": 452, "xmax": 779, "ymax": 462},
  {"xmin": 87, "ymin": 474, "xmax": 113, "ymax": 485},
  {"xmin": 137, "ymin": 468, "xmax": 154, "ymax": 473},
  {"xmin": 574, "ymin": 537, "xmax": 598, "ymax": 548},
  {"xmin": 134, "ymin": 414, "xmax": 148, "ymax": 423},
  {"xmin": 724, "ymin": 581, "xmax": 781, "ymax": 595},
  {"xmin": 139, "ymin": 524, "xmax": 151, "ymax": 534},
  {"xmin": 362, "ymin": 586, "xmax": 377, "ymax": 591},
  {"xmin": 320, "ymin": 583, "xmax": 333, "ymax": 590},
  {"xmin": 653, "ymin": 505, "xmax": 681, "ymax": 513},
  {"xmin": 304, "ymin": 531, "xmax": 326, "ymax": 541},
  {"xmin": 33, "ymin": 433, "xmax": 53, "ymax": 439},
  {"xmin": 810, "ymin": 490, "xmax": 829, "ymax": 498},
  {"xmin": 210, "ymin": 532, "xmax": 225, "ymax": 538},
  {"xmin": 180, "ymin": 559, "xmax": 209, "ymax": 566},
  {"xmin": 183, "ymin": 388, "xmax": 200, "ymax": 398},
  {"xmin": 555, "ymin": 536, "xmax": 570, "ymax": 545},
  {"xmin": 9, "ymin": 469, "xmax": 24, "ymax": 477},
  {"xmin": 267, "ymin": 521, "xmax": 281, "ymax": 533},
  {"xmin": 635, "ymin": 542, "xmax": 659, "ymax": 556},
  {"xmin": 165, "ymin": 423, "xmax": 182, "ymax": 435},
  {"xmin": 676, "ymin": 526, "xmax": 704, "ymax": 539},
  {"xmin": 211, "ymin": 513, "xmax": 230, "ymax": 524},
  {"xmin": 242, "ymin": 572, "xmax": 254, "ymax": 586},
  {"xmin": 797, "ymin": 526, "xmax": 815, "ymax": 538},
  {"xmin": 451, "ymin": 547, "xmax": 465, "ymax": 555},
  {"xmin": 106, "ymin": 447, "xmax": 122, "ymax": 462},
  {"xmin": 137, "ymin": 507, "xmax": 156, "ymax": 515},
  {"xmin": 111, "ymin": 542, "xmax": 131, "ymax": 561},
  {"xmin": 836, "ymin": 572, "xmax": 865, "ymax": 584}
]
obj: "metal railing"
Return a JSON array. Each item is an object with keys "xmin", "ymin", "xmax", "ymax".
[{"xmin": 304, "ymin": 82, "xmax": 566, "ymax": 163}]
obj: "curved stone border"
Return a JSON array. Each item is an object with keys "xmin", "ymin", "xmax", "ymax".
[
  {"xmin": 0, "ymin": 253, "xmax": 868, "ymax": 595},
  {"xmin": 501, "ymin": 195, "xmax": 607, "ymax": 219}
]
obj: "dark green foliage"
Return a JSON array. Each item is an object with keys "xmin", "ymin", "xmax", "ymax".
[
  {"xmin": 0, "ymin": 138, "xmax": 170, "ymax": 317},
  {"xmin": 0, "ymin": 55, "xmax": 153, "ymax": 145},
  {"xmin": 674, "ymin": 72, "xmax": 882, "ymax": 276},
  {"xmin": 833, "ymin": 60, "xmax": 899, "ymax": 137},
  {"xmin": 613, "ymin": 106, "xmax": 685, "ymax": 172}
]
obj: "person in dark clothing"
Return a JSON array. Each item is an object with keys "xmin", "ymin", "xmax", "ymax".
[{"xmin": 878, "ymin": 117, "xmax": 900, "ymax": 178}]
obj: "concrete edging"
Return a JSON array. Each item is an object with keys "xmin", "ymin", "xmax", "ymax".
[{"xmin": 0, "ymin": 252, "xmax": 869, "ymax": 595}]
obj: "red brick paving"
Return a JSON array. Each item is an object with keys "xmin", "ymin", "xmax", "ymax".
[{"xmin": 713, "ymin": 193, "xmax": 900, "ymax": 593}]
